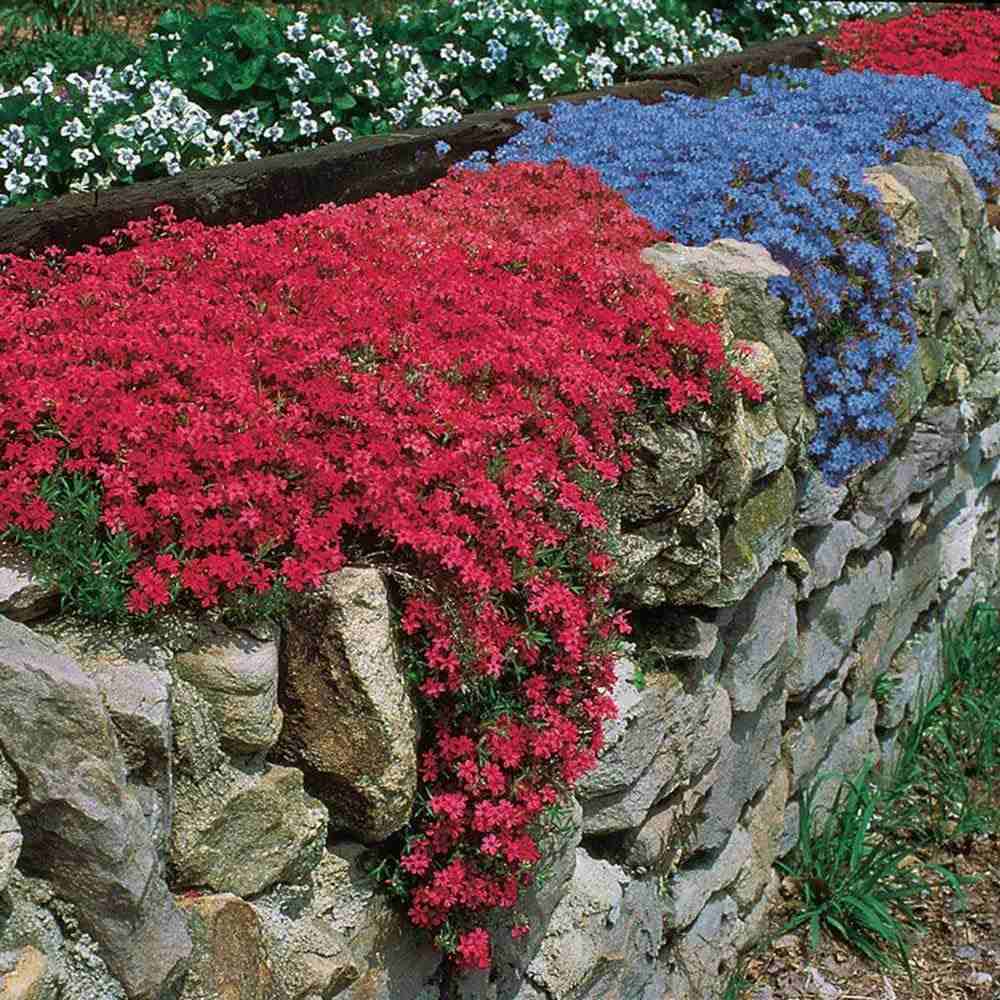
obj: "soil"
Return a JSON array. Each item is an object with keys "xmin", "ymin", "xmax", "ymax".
[{"xmin": 738, "ymin": 836, "xmax": 1000, "ymax": 999}]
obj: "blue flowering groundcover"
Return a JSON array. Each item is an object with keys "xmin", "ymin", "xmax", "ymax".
[{"xmin": 456, "ymin": 68, "xmax": 1000, "ymax": 484}]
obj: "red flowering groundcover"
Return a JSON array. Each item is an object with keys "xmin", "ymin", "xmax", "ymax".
[
  {"xmin": 822, "ymin": 4, "xmax": 1000, "ymax": 101},
  {"xmin": 0, "ymin": 160, "xmax": 760, "ymax": 967}
]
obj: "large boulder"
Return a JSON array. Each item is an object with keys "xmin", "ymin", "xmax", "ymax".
[
  {"xmin": 170, "ymin": 761, "xmax": 327, "ymax": 898},
  {"xmin": 273, "ymin": 568, "xmax": 419, "ymax": 842},
  {"xmin": 0, "ymin": 617, "xmax": 191, "ymax": 999}
]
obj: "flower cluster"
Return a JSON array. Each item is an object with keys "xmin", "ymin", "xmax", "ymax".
[
  {"xmin": 821, "ymin": 4, "xmax": 1000, "ymax": 103},
  {"xmin": 0, "ymin": 161, "xmax": 758, "ymax": 965},
  {"xmin": 0, "ymin": 0, "xmax": 747, "ymax": 208},
  {"xmin": 473, "ymin": 67, "xmax": 1000, "ymax": 483}
]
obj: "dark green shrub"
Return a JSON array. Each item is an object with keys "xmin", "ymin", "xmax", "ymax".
[{"xmin": 0, "ymin": 29, "xmax": 141, "ymax": 85}]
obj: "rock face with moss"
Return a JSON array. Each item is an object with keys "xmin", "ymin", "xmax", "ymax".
[{"xmin": 3, "ymin": 135, "xmax": 1000, "ymax": 1000}]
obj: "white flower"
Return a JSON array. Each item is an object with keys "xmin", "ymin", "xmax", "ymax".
[
  {"xmin": 5, "ymin": 171, "xmax": 31, "ymax": 195},
  {"xmin": 290, "ymin": 100, "xmax": 311, "ymax": 118},
  {"xmin": 201, "ymin": 57, "xmax": 214, "ymax": 74},
  {"xmin": 480, "ymin": 57, "xmax": 498, "ymax": 73},
  {"xmin": 23, "ymin": 151, "xmax": 48, "ymax": 171},
  {"xmin": 332, "ymin": 127, "xmax": 352, "ymax": 141},
  {"xmin": 351, "ymin": 15, "xmax": 372, "ymax": 37},
  {"xmin": 528, "ymin": 84, "xmax": 545, "ymax": 101},
  {"xmin": 458, "ymin": 50, "xmax": 476, "ymax": 67},
  {"xmin": 115, "ymin": 147, "xmax": 141, "ymax": 171},
  {"xmin": 299, "ymin": 118, "xmax": 319, "ymax": 136},
  {"xmin": 162, "ymin": 151, "xmax": 182, "ymax": 175},
  {"xmin": 540, "ymin": 61, "xmax": 561, "ymax": 82},
  {"xmin": 363, "ymin": 79, "xmax": 380, "ymax": 99},
  {"xmin": 71, "ymin": 147, "xmax": 97, "ymax": 166},
  {"xmin": 285, "ymin": 21, "xmax": 308, "ymax": 42},
  {"xmin": 263, "ymin": 123, "xmax": 284, "ymax": 142}
]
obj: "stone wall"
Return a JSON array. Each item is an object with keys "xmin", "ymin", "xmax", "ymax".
[{"xmin": 3, "ymin": 138, "xmax": 1000, "ymax": 1000}]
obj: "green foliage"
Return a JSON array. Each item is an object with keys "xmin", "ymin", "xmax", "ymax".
[
  {"xmin": 883, "ymin": 603, "xmax": 1000, "ymax": 846},
  {"xmin": 776, "ymin": 757, "xmax": 933, "ymax": 974},
  {"xmin": 1, "ymin": 470, "xmax": 139, "ymax": 621},
  {"xmin": 0, "ymin": 0, "xmax": 128, "ymax": 38},
  {"xmin": 0, "ymin": 28, "xmax": 140, "ymax": 85}
]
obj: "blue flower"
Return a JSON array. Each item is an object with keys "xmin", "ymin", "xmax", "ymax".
[{"xmin": 463, "ymin": 68, "xmax": 1000, "ymax": 483}]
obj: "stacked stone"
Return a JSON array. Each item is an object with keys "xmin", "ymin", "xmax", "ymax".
[{"xmin": 2, "ymin": 144, "xmax": 1000, "ymax": 1000}]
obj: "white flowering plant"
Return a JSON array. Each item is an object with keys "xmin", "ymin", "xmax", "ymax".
[
  {"xmin": 0, "ymin": 0, "xmax": 901, "ymax": 208},
  {"xmin": 683, "ymin": 0, "xmax": 902, "ymax": 47}
]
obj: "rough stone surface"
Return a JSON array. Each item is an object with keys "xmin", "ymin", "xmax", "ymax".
[
  {"xmin": 696, "ymin": 683, "xmax": 786, "ymax": 852},
  {"xmin": 581, "ymin": 672, "xmax": 729, "ymax": 836},
  {"xmin": 663, "ymin": 827, "xmax": 752, "ymax": 930},
  {"xmin": 790, "ymin": 550, "xmax": 893, "ymax": 698},
  {"xmin": 614, "ymin": 485, "xmax": 722, "ymax": 606},
  {"xmin": 171, "ymin": 623, "xmax": 283, "ymax": 753},
  {"xmin": 254, "ymin": 841, "xmax": 442, "ymax": 1000},
  {"xmin": 170, "ymin": 761, "xmax": 327, "ymax": 898},
  {"xmin": 177, "ymin": 894, "xmax": 274, "ymax": 1000},
  {"xmin": 0, "ymin": 754, "xmax": 21, "ymax": 895},
  {"xmin": 0, "ymin": 945, "xmax": 52, "ymax": 1000},
  {"xmin": 718, "ymin": 567, "xmax": 797, "ymax": 713},
  {"xmin": 796, "ymin": 520, "xmax": 866, "ymax": 599},
  {"xmin": 705, "ymin": 468, "xmax": 797, "ymax": 606},
  {"xmin": 519, "ymin": 850, "xmax": 662, "ymax": 1000},
  {"xmin": 273, "ymin": 568, "xmax": 418, "ymax": 842},
  {"xmin": 641, "ymin": 239, "xmax": 806, "ymax": 439},
  {"xmin": 0, "ymin": 617, "xmax": 191, "ymax": 999},
  {"xmin": 0, "ymin": 545, "xmax": 58, "ymax": 625}
]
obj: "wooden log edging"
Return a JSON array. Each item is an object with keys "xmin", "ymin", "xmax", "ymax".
[{"xmin": 0, "ymin": 34, "xmax": 828, "ymax": 258}]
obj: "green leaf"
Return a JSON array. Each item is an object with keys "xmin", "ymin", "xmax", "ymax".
[{"xmin": 333, "ymin": 93, "xmax": 357, "ymax": 110}]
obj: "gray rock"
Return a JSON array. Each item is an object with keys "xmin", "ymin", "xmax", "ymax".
[
  {"xmin": 0, "ymin": 872, "xmax": 68, "ymax": 999},
  {"xmin": 575, "ymin": 662, "xmax": 670, "ymax": 803},
  {"xmin": 719, "ymin": 567, "xmax": 796, "ymax": 713},
  {"xmin": 0, "ymin": 753, "xmax": 21, "ymax": 894},
  {"xmin": 614, "ymin": 485, "xmax": 722, "ymax": 606},
  {"xmin": 0, "ymin": 617, "xmax": 191, "ymax": 999},
  {"xmin": 171, "ymin": 623, "xmax": 283, "ymax": 753},
  {"xmin": 878, "ymin": 628, "xmax": 943, "ymax": 731},
  {"xmin": 805, "ymin": 699, "xmax": 880, "ymax": 825},
  {"xmin": 784, "ymin": 694, "xmax": 849, "ymax": 795},
  {"xmin": 520, "ymin": 850, "xmax": 662, "ymax": 1000},
  {"xmin": 170, "ymin": 761, "xmax": 327, "ymax": 898},
  {"xmin": 618, "ymin": 419, "xmax": 706, "ymax": 523},
  {"xmin": 852, "ymin": 406, "xmax": 970, "ymax": 545},
  {"xmin": 641, "ymin": 240, "xmax": 806, "ymax": 439},
  {"xmin": 170, "ymin": 679, "xmax": 227, "ymax": 782},
  {"xmin": 704, "ymin": 467, "xmax": 797, "ymax": 607},
  {"xmin": 582, "ymin": 674, "xmax": 729, "ymax": 836},
  {"xmin": 696, "ymin": 684, "xmax": 785, "ymax": 852},
  {"xmin": 0, "ymin": 944, "xmax": 56, "ymax": 1000},
  {"xmin": 273, "ymin": 568, "xmax": 418, "ymax": 842},
  {"xmin": 796, "ymin": 520, "xmax": 866, "ymax": 600},
  {"xmin": 663, "ymin": 827, "xmax": 752, "ymax": 930},
  {"xmin": 789, "ymin": 550, "xmax": 893, "ymax": 697},
  {"xmin": 0, "ymin": 543, "xmax": 58, "ymax": 625},
  {"xmin": 255, "ymin": 841, "xmax": 442, "ymax": 1000},
  {"xmin": 34, "ymin": 631, "xmax": 175, "ymax": 853},
  {"xmin": 733, "ymin": 763, "xmax": 790, "ymax": 909},
  {"xmin": 796, "ymin": 469, "xmax": 847, "ymax": 529}
]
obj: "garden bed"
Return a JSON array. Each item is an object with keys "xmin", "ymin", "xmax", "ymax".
[{"xmin": 0, "ymin": 30, "xmax": 829, "ymax": 258}]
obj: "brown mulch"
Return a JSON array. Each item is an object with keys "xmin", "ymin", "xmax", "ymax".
[{"xmin": 739, "ymin": 835, "xmax": 1000, "ymax": 1000}]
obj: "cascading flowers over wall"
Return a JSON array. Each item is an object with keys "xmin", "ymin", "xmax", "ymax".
[{"xmin": 0, "ymin": 160, "xmax": 761, "ymax": 968}]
